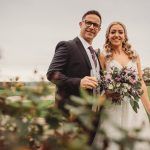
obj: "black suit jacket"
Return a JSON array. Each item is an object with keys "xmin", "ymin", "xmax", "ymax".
[{"xmin": 47, "ymin": 37, "xmax": 101, "ymax": 112}]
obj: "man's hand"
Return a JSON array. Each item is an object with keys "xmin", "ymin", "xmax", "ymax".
[{"xmin": 80, "ymin": 76, "xmax": 98, "ymax": 89}]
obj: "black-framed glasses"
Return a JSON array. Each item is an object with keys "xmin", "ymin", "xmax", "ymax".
[{"xmin": 83, "ymin": 20, "xmax": 100, "ymax": 29}]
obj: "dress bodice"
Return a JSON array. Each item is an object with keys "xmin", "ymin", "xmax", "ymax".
[{"xmin": 106, "ymin": 59, "xmax": 138, "ymax": 73}]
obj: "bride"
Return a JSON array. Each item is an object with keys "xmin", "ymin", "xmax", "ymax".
[{"xmin": 93, "ymin": 21, "xmax": 150, "ymax": 149}]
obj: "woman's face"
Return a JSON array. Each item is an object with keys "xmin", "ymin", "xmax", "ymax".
[{"xmin": 108, "ymin": 24, "xmax": 125, "ymax": 48}]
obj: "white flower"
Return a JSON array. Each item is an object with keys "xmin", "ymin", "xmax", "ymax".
[
  {"xmin": 116, "ymin": 83, "xmax": 121, "ymax": 87},
  {"xmin": 8, "ymin": 126, "xmax": 15, "ymax": 132},
  {"xmin": 127, "ymin": 84, "xmax": 131, "ymax": 90},
  {"xmin": 123, "ymin": 83, "xmax": 128, "ymax": 87},
  {"xmin": 1, "ymin": 115, "xmax": 11, "ymax": 126},
  {"xmin": 36, "ymin": 117, "xmax": 46, "ymax": 125},
  {"xmin": 123, "ymin": 88, "xmax": 128, "ymax": 93},
  {"xmin": 108, "ymin": 84, "xmax": 113, "ymax": 90},
  {"xmin": 22, "ymin": 117, "xmax": 28, "ymax": 123}
]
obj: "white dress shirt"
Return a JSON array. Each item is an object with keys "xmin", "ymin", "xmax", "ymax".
[{"xmin": 78, "ymin": 35, "xmax": 100, "ymax": 81}]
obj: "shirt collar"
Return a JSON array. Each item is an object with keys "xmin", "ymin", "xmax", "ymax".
[{"xmin": 78, "ymin": 35, "xmax": 91, "ymax": 50}]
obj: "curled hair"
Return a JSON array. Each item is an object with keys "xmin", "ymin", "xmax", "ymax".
[{"xmin": 104, "ymin": 21, "xmax": 137, "ymax": 61}]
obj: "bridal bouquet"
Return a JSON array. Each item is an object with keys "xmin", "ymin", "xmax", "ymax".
[{"xmin": 102, "ymin": 67, "xmax": 143, "ymax": 113}]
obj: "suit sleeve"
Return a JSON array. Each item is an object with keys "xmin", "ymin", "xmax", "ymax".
[{"xmin": 46, "ymin": 41, "xmax": 81, "ymax": 88}]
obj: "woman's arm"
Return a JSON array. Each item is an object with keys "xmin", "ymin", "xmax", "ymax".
[{"xmin": 136, "ymin": 55, "xmax": 150, "ymax": 114}]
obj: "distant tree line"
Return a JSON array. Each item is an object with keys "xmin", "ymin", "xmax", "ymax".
[{"xmin": 143, "ymin": 67, "xmax": 150, "ymax": 86}]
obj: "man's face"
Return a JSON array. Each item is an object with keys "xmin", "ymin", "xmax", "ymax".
[{"xmin": 79, "ymin": 14, "xmax": 101, "ymax": 44}]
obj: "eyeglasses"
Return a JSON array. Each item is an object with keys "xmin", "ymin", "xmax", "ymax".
[{"xmin": 83, "ymin": 20, "xmax": 100, "ymax": 29}]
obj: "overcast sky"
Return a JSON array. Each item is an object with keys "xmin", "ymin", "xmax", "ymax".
[{"xmin": 0, "ymin": 0, "xmax": 150, "ymax": 81}]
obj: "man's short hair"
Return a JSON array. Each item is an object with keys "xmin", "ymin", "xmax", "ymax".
[{"xmin": 82, "ymin": 10, "xmax": 102, "ymax": 24}]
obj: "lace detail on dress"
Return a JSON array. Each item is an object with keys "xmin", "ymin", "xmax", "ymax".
[{"xmin": 106, "ymin": 59, "xmax": 138, "ymax": 72}]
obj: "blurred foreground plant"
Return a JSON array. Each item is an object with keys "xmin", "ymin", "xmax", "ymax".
[
  {"xmin": 0, "ymin": 82, "xmax": 94, "ymax": 150},
  {"xmin": 0, "ymin": 81, "xmax": 150, "ymax": 150}
]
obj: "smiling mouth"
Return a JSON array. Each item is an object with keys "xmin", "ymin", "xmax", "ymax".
[
  {"xmin": 86, "ymin": 31, "xmax": 95, "ymax": 35},
  {"xmin": 113, "ymin": 39, "xmax": 121, "ymax": 42}
]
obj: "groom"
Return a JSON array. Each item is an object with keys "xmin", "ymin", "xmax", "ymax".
[{"xmin": 46, "ymin": 10, "xmax": 102, "ymax": 144}]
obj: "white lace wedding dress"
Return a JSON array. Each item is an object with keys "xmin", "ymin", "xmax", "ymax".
[{"xmin": 93, "ymin": 59, "xmax": 150, "ymax": 150}]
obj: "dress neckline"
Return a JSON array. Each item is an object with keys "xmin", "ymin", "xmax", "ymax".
[{"xmin": 112, "ymin": 59, "xmax": 132, "ymax": 68}]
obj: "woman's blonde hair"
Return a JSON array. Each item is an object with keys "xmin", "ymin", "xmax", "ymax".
[{"xmin": 104, "ymin": 21, "xmax": 137, "ymax": 61}]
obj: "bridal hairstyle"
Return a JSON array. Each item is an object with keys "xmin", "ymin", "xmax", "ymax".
[{"xmin": 104, "ymin": 21, "xmax": 137, "ymax": 61}]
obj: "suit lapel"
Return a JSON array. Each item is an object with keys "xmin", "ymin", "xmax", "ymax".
[{"xmin": 74, "ymin": 37, "xmax": 92, "ymax": 69}]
